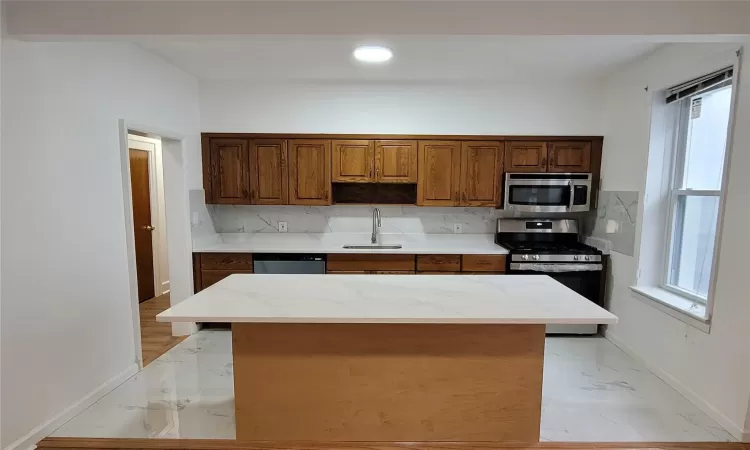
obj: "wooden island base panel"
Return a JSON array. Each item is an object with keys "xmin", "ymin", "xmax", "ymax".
[{"xmin": 232, "ymin": 323, "xmax": 545, "ymax": 442}]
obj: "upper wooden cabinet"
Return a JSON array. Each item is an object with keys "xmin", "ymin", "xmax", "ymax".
[
  {"xmin": 417, "ymin": 141, "xmax": 461, "ymax": 206},
  {"xmin": 331, "ymin": 139, "xmax": 418, "ymax": 184},
  {"xmin": 505, "ymin": 141, "xmax": 548, "ymax": 173},
  {"xmin": 250, "ymin": 139, "xmax": 288, "ymax": 205},
  {"xmin": 208, "ymin": 138, "xmax": 251, "ymax": 204},
  {"xmin": 288, "ymin": 139, "xmax": 332, "ymax": 205},
  {"xmin": 459, "ymin": 141, "xmax": 504, "ymax": 207},
  {"xmin": 375, "ymin": 140, "xmax": 418, "ymax": 183},
  {"xmin": 202, "ymin": 134, "xmax": 601, "ymax": 206},
  {"xmin": 548, "ymin": 141, "xmax": 592, "ymax": 173},
  {"xmin": 332, "ymin": 140, "xmax": 374, "ymax": 182}
]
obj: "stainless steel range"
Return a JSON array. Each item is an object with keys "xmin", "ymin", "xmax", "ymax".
[{"xmin": 495, "ymin": 218, "xmax": 605, "ymax": 335}]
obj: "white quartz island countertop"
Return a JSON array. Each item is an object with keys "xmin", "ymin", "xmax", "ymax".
[
  {"xmin": 157, "ymin": 274, "xmax": 617, "ymax": 325},
  {"xmin": 192, "ymin": 233, "xmax": 508, "ymax": 255}
]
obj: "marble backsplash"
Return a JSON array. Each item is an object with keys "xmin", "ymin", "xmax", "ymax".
[
  {"xmin": 208, "ymin": 204, "xmax": 500, "ymax": 234},
  {"xmin": 189, "ymin": 189, "xmax": 596, "ymax": 237},
  {"xmin": 586, "ymin": 190, "xmax": 639, "ymax": 256}
]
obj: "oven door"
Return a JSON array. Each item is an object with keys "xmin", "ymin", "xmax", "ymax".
[
  {"xmin": 509, "ymin": 262, "xmax": 603, "ymax": 335},
  {"xmin": 503, "ymin": 174, "xmax": 591, "ymax": 213}
]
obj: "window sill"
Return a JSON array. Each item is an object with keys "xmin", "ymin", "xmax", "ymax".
[{"xmin": 629, "ymin": 285, "xmax": 711, "ymax": 333}]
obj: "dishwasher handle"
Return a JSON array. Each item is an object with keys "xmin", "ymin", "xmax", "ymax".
[{"xmin": 253, "ymin": 253, "xmax": 326, "ymax": 262}]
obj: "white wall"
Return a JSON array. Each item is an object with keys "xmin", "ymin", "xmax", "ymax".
[
  {"xmin": 0, "ymin": 40, "xmax": 200, "ymax": 449},
  {"xmin": 199, "ymin": 82, "xmax": 604, "ymax": 131},
  {"xmin": 600, "ymin": 43, "xmax": 750, "ymax": 440}
]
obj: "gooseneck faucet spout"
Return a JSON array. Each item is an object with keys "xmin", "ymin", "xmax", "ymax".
[{"xmin": 371, "ymin": 208, "xmax": 381, "ymax": 244}]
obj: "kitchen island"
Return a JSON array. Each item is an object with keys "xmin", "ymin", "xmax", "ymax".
[{"xmin": 157, "ymin": 274, "xmax": 616, "ymax": 443}]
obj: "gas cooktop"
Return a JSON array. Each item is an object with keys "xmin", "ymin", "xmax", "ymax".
[{"xmin": 497, "ymin": 241, "xmax": 601, "ymax": 255}]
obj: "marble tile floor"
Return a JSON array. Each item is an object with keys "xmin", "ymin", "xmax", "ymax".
[{"xmin": 51, "ymin": 330, "xmax": 735, "ymax": 442}]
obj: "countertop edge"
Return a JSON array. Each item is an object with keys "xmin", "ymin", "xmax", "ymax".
[{"xmin": 156, "ymin": 315, "xmax": 617, "ymax": 325}]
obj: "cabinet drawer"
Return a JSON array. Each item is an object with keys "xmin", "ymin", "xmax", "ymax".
[
  {"xmin": 327, "ymin": 270, "xmax": 369, "ymax": 274},
  {"xmin": 327, "ymin": 254, "xmax": 415, "ymax": 271},
  {"xmin": 462, "ymin": 255, "xmax": 506, "ymax": 272},
  {"xmin": 200, "ymin": 253, "xmax": 253, "ymax": 270},
  {"xmin": 463, "ymin": 271, "xmax": 505, "ymax": 275},
  {"xmin": 416, "ymin": 255, "xmax": 461, "ymax": 272},
  {"xmin": 418, "ymin": 271, "xmax": 461, "ymax": 275},
  {"xmin": 200, "ymin": 269, "xmax": 253, "ymax": 289}
]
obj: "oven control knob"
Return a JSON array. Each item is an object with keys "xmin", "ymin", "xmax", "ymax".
[
  {"xmin": 574, "ymin": 255, "xmax": 580, "ymax": 261},
  {"xmin": 522, "ymin": 255, "xmax": 529, "ymax": 261},
  {"xmin": 585, "ymin": 255, "xmax": 591, "ymax": 261},
  {"xmin": 532, "ymin": 255, "xmax": 540, "ymax": 261}
]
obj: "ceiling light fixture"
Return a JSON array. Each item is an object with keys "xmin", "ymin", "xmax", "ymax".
[{"xmin": 353, "ymin": 46, "xmax": 393, "ymax": 63}]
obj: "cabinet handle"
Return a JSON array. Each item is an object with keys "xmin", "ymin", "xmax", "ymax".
[{"xmin": 541, "ymin": 157, "xmax": 547, "ymax": 168}]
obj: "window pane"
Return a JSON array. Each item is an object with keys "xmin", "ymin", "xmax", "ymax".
[
  {"xmin": 681, "ymin": 86, "xmax": 732, "ymax": 190},
  {"xmin": 668, "ymin": 195, "xmax": 720, "ymax": 299}
]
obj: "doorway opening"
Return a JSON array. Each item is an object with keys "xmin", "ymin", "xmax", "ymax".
[{"xmin": 127, "ymin": 131, "xmax": 186, "ymax": 366}]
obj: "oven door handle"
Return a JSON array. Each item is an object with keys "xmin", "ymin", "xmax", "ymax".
[{"xmin": 510, "ymin": 263, "xmax": 603, "ymax": 272}]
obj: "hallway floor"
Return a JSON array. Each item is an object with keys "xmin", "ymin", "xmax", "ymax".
[
  {"xmin": 51, "ymin": 331, "xmax": 736, "ymax": 442},
  {"xmin": 139, "ymin": 294, "xmax": 186, "ymax": 366}
]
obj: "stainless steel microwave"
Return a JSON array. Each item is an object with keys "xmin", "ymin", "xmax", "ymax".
[{"xmin": 503, "ymin": 173, "xmax": 593, "ymax": 213}]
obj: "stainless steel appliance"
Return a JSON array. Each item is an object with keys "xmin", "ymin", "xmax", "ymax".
[
  {"xmin": 253, "ymin": 254, "xmax": 326, "ymax": 274},
  {"xmin": 503, "ymin": 173, "xmax": 592, "ymax": 213},
  {"xmin": 495, "ymin": 218, "xmax": 604, "ymax": 335}
]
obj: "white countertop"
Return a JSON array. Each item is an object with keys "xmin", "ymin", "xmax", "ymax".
[
  {"xmin": 157, "ymin": 274, "xmax": 617, "ymax": 325},
  {"xmin": 192, "ymin": 233, "xmax": 508, "ymax": 255}
]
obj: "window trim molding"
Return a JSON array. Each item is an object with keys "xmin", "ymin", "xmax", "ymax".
[
  {"xmin": 629, "ymin": 285, "xmax": 711, "ymax": 333},
  {"xmin": 658, "ymin": 55, "xmax": 741, "ymax": 314}
]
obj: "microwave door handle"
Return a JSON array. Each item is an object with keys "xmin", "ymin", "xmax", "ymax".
[{"xmin": 567, "ymin": 181, "xmax": 574, "ymax": 211}]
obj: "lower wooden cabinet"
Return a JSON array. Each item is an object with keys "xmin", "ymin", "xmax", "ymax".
[
  {"xmin": 201, "ymin": 269, "xmax": 253, "ymax": 289},
  {"xmin": 193, "ymin": 253, "xmax": 507, "ymax": 292},
  {"xmin": 327, "ymin": 254, "xmax": 416, "ymax": 272},
  {"xmin": 416, "ymin": 255, "xmax": 461, "ymax": 272},
  {"xmin": 193, "ymin": 253, "xmax": 254, "ymax": 292},
  {"xmin": 462, "ymin": 255, "xmax": 506, "ymax": 272}
]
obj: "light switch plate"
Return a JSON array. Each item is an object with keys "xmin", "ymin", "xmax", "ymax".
[
  {"xmin": 278, "ymin": 222, "xmax": 288, "ymax": 233},
  {"xmin": 453, "ymin": 223, "xmax": 463, "ymax": 234}
]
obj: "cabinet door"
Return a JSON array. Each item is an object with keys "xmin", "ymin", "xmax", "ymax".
[
  {"xmin": 417, "ymin": 141, "xmax": 461, "ymax": 206},
  {"xmin": 200, "ymin": 269, "xmax": 253, "ymax": 290},
  {"xmin": 505, "ymin": 141, "xmax": 548, "ymax": 173},
  {"xmin": 288, "ymin": 140, "xmax": 332, "ymax": 205},
  {"xmin": 548, "ymin": 141, "xmax": 592, "ymax": 173},
  {"xmin": 209, "ymin": 138, "xmax": 251, "ymax": 204},
  {"xmin": 375, "ymin": 140, "xmax": 418, "ymax": 183},
  {"xmin": 459, "ymin": 141, "xmax": 503, "ymax": 206},
  {"xmin": 250, "ymin": 139, "xmax": 288, "ymax": 205},
  {"xmin": 332, "ymin": 140, "xmax": 374, "ymax": 182}
]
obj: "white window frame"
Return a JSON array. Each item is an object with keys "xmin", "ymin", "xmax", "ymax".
[{"xmin": 661, "ymin": 78, "xmax": 737, "ymax": 307}]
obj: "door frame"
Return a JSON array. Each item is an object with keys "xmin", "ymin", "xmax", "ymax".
[
  {"xmin": 128, "ymin": 135, "xmax": 168, "ymax": 297},
  {"xmin": 119, "ymin": 120, "xmax": 197, "ymax": 369}
]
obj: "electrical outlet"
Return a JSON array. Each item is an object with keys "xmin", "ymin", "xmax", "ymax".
[
  {"xmin": 453, "ymin": 223, "xmax": 463, "ymax": 234},
  {"xmin": 278, "ymin": 222, "xmax": 288, "ymax": 233}
]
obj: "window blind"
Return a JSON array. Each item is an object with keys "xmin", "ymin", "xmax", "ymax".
[{"xmin": 666, "ymin": 67, "xmax": 733, "ymax": 104}]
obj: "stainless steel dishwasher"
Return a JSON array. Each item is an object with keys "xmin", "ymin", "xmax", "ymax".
[{"xmin": 253, "ymin": 254, "xmax": 326, "ymax": 274}]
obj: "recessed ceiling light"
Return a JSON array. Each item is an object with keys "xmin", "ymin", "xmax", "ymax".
[{"xmin": 353, "ymin": 46, "xmax": 393, "ymax": 63}]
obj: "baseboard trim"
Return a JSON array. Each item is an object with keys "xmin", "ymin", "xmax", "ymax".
[
  {"xmin": 4, "ymin": 364, "xmax": 139, "ymax": 450},
  {"xmin": 35, "ymin": 438, "xmax": 750, "ymax": 450},
  {"xmin": 605, "ymin": 331, "xmax": 746, "ymax": 442}
]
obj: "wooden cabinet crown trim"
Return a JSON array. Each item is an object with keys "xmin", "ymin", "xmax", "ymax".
[{"xmin": 203, "ymin": 133, "xmax": 604, "ymax": 142}]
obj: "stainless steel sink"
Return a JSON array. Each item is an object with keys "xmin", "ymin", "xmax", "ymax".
[{"xmin": 343, "ymin": 244, "xmax": 403, "ymax": 249}]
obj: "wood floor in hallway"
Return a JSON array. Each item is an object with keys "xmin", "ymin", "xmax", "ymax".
[{"xmin": 140, "ymin": 293, "xmax": 186, "ymax": 366}]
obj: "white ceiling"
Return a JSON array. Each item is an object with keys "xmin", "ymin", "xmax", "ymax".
[{"xmin": 139, "ymin": 36, "xmax": 661, "ymax": 83}]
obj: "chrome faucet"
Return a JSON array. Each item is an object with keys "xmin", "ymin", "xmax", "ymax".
[{"xmin": 371, "ymin": 207, "xmax": 381, "ymax": 244}]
